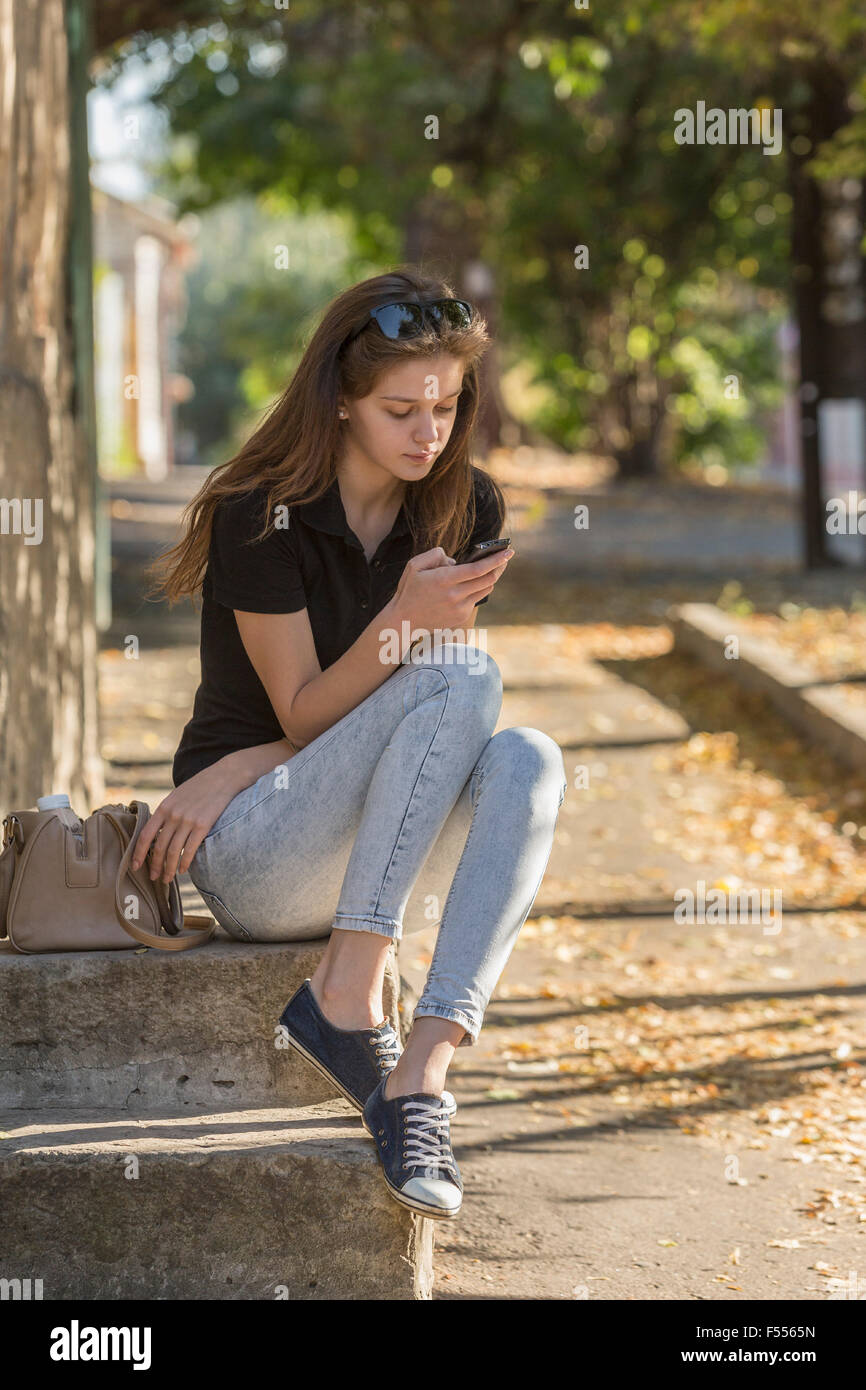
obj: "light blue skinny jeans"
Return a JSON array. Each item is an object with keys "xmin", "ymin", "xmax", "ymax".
[{"xmin": 187, "ymin": 643, "xmax": 567, "ymax": 1047}]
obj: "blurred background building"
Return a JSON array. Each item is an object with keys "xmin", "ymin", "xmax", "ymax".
[{"xmin": 92, "ymin": 185, "xmax": 196, "ymax": 480}]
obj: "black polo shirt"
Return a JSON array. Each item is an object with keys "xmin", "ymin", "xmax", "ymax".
[{"xmin": 171, "ymin": 465, "xmax": 504, "ymax": 786}]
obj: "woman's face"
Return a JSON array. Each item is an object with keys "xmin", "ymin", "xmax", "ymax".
[{"xmin": 339, "ymin": 353, "xmax": 465, "ymax": 483}]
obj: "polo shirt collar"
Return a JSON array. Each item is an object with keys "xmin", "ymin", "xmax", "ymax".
[{"xmin": 295, "ymin": 475, "xmax": 411, "ymax": 542}]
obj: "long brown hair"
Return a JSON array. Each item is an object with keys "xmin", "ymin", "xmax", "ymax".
[{"xmin": 146, "ymin": 264, "xmax": 506, "ymax": 606}]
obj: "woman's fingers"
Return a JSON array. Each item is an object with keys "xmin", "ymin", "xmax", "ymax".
[
  {"xmin": 148, "ymin": 814, "xmax": 206, "ymax": 883},
  {"xmin": 459, "ymin": 551, "xmax": 513, "ymax": 600},
  {"xmin": 157, "ymin": 824, "xmax": 197, "ymax": 884},
  {"xmin": 145, "ymin": 826, "xmax": 170, "ymax": 879},
  {"xmin": 412, "ymin": 546, "xmax": 452, "ymax": 572},
  {"xmin": 131, "ymin": 815, "xmax": 161, "ymax": 872},
  {"xmin": 459, "ymin": 549, "xmax": 514, "ymax": 587},
  {"xmin": 131, "ymin": 805, "xmax": 180, "ymax": 880}
]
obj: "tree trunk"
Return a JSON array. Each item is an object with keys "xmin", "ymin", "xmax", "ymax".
[
  {"xmin": 608, "ymin": 373, "xmax": 665, "ymax": 479},
  {"xmin": 0, "ymin": 0, "xmax": 103, "ymax": 810},
  {"xmin": 789, "ymin": 62, "xmax": 866, "ymax": 568},
  {"xmin": 614, "ymin": 437, "xmax": 659, "ymax": 479}
]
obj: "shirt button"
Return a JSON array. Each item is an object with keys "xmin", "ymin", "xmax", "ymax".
[{"xmin": 360, "ymin": 599, "xmax": 369, "ymax": 609}]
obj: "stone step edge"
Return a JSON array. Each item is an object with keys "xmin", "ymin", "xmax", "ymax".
[
  {"xmin": 672, "ymin": 601, "xmax": 866, "ymax": 774},
  {"xmin": 0, "ymin": 1097, "xmax": 377, "ymax": 1157}
]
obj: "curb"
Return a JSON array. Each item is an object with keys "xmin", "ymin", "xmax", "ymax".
[{"xmin": 671, "ymin": 602, "xmax": 866, "ymax": 774}]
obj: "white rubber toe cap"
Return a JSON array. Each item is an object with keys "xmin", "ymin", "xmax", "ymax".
[{"xmin": 401, "ymin": 1175, "xmax": 462, "ymax": 1213}]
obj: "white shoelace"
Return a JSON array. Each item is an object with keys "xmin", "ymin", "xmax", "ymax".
[
  {"xmin": 371, "ymin": 1024, "xmax": 401, "ymax": 1074},
  {"xmin": 401, "ymin": 1099, "xmax": 458, "ymax": 1177}
]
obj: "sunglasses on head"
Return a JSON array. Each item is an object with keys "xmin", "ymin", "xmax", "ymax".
[{"xmin": 344, "ymin": 298, "xmax": 474, "ymax": 344}]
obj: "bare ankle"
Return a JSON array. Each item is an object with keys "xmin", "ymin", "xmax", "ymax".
[
  {"xmin": 309, "ymin": 974, "xmax": 384, "ymax": 1030},
  {"xmin": 384, "ymin": 1063, "xmax": 445, "ymax": 1101}
]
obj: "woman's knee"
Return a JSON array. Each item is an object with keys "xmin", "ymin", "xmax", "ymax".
[
  {"xmin": 489, "ymin": 726, "xmax": 568, "ymax": 806},
  {"xmin": 407, "ymin": 641, "xmax": 503, "ymax": 720}
]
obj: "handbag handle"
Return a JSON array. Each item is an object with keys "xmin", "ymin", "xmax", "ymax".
[{"xmin": 105, "ymin": 801, "xmax": 216, "ymax": 951}]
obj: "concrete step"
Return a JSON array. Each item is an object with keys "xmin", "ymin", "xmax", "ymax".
[
  {"xmin": 0, "ymin": 937, "xmax": 400, "ymax": 1112},
  {"xmin": 0, "ymin": 1099, "xmax": 433, "ymax": 1299}
]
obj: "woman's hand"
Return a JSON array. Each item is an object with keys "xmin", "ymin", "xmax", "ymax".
[
  {"xmin": 391, "ymin": 545, "xmax": 513, "ymax": 631},
  {"xmin": 130, "ymin": 759, "xmax": 250, "ymax": 885}
]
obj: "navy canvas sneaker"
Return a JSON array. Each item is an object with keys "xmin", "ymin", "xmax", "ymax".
[
  {"xmin": 279, "ymin": 979, "xmax": 403, "ymax": 1111},
  {"xmin": 362, "ymin": 1076, "xmax": 463, "ymax": 1219}
]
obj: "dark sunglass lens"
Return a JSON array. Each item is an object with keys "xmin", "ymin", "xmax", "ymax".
[
  {"xmin": 431, "ymin": 299, "xmax": 472, "ymax": 329},
  {"xmin": 375, "ymin": 303, "xmax": 424, "ymax": 338}
]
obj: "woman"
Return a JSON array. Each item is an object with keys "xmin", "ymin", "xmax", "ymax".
[{"xmin": 141, "ymin": 266, "xmax": 567, "ymax": 1221}]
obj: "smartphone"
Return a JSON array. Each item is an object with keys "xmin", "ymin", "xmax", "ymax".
[{"xmin": 461, "ymin": 536, "xmax": 512, "ymax": 565}]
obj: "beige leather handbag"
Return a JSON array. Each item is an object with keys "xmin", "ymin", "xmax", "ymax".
[{"xmin": 0, "ymin": 800, "xmax": 216, "ymax": 954}]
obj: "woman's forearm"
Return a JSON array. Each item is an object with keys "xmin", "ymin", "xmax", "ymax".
[{"xmin": 283, "ymin": 595, "xmax": 414, "ymax": 747}]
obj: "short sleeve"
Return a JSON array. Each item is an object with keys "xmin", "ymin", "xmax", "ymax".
[
  {"xmin": 465, "ymin": 468, "xmax": 506, "ymax": 608},
  {"xmin": 208, "ymin": 488, "xmax": 307, "ymax": 614}
]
